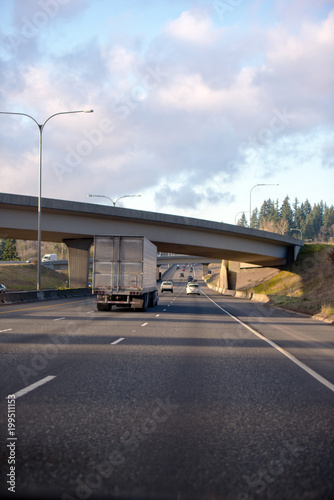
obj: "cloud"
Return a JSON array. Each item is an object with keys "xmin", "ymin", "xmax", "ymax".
[
  {"xmin": 154, "ymin": 184, "xmax": 234, "ymax": 210},
  {"xmin": 164, "ymin": 10, "xmax": 223, "ymax": 45},
  {"xmin": 0, "ymin": 1, "xmax": 333, "ymax": 217},
  {"xmin": 321, "ymin": 140, "xmax": 334, "ymax": 169}
]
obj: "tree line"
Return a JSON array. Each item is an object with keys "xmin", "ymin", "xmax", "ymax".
[
  {"xmin": 0, "ymin": 240, "xmax": 67, "ymax": 261},
  {"xmin": 0, "ymin": 239, "xmax": 19, "ymax": 260},
  {"xmin": 237, "ymin": 197, "xmax": 334, "ymax": 242}
]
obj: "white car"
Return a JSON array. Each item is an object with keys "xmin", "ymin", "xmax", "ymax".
[
  {"xmin": 186, "ymin": 283, "xmax": 200, "ymax": 295},
  {"xmin": 160, "ymin": 281, "xmax": 173, "ymax": 293}
]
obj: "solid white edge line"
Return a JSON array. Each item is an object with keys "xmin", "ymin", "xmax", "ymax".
[
  {"xmin": 111, "ymin": 337, "xmax": 125, "ymax": 345},
  {"xmin": 201, "ymin": 290, "xmax": 334, "ymax": 394},
  {"xmin": 12, "ymin": 375, "xmax": 56, "ymax": 399}
]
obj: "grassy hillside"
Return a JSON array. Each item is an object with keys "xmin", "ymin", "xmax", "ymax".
[
  {"xmin": 0, "ymin": 264, "xmax": 68, "ymax": 291},
  {"xmin": 243, "ymin": 244, "xmax": 334, "ymax": 322}
]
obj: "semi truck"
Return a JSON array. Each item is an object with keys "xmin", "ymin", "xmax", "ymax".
[{"xmin": 93, "ymin": 236, "xmax": 159, "ymax": 312}]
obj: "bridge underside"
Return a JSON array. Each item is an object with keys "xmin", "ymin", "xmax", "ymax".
[
  {"xmin": 1, "ymin": 226, "xmax": 290, "ymax": 267},
  {"xmin": 0, "ymin": 194, "xmax": 303, "ymax": 287},
  {"xmin": 0, "ymin": 224, "xmax": 293, "ymax": 267}
]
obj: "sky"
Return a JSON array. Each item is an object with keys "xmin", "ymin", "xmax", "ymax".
[{"xmin": 0, "ymin": 0, "xmax": 333, "ymax": 225}]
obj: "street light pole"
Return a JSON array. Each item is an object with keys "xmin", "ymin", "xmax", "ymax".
[
  {"xmin": 291, "ymin": 228, "xmax": 303, "ymax": 239},
  {"xmin": 249, "ymin": 183, "xmax": 279, "ymax": 227},
  {"xmin": 0, "ymin": 109, "xmax": 94, "ymax": 290},
  {"xmin": 87, "ymin": 194, "xmax": 141, "ymax": 206}
]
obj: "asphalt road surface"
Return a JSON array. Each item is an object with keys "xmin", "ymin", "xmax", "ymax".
[{"xmin": 0, "ymin": 264, "xmax": 333, "ymax": 500}]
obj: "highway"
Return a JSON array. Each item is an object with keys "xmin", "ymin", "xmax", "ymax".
[{"xmin": 0, "ymin": 264, "xmax": 333, "ymax": 499}]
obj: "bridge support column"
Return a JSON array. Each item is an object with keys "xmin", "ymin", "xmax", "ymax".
[
  {"xmin": 202, "ymin": 264, "xmax": 209, "ymax": 276},
  {"xmin": 219, "ymin": 260, "xmax": 240, "ymax": 290},
  {"xmin": 219, "ymin": 260, "xmax": 229, "ymax": 289},
  {"xmin": 63, "ymin": 238, "xmax": 93, "ymax": 288},
  {"xmin": 228, "ymin": 261, "xmax": 240, "ymax": 290}
]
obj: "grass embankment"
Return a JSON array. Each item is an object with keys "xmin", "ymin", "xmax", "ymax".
[
  {"xmin": 245, "ymin": 244, "xmax": 334, "ymax": 322},
  {"xmin": 0, "ymin": 264, "xmax": 68, "ymax": 291}
]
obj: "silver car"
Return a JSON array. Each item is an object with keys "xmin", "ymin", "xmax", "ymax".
[
  {"xmin": 0, "ymin": 283, "xmax": 6, "ymax": 293},
  {"xmin": 186, "ymin": 283, "xmax": 200, "ymax": 295},
  {"xmin": 160, "ymin": 281, "xmax": 174, "ymax": 293}
]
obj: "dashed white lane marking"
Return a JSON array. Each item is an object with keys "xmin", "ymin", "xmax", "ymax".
[
  {"xmin": 87, "ymin": 310, "xmax": 94, "ymax": 314},
  {"xmin": 53, "ymin": 317, "xmax": 66, "ymax": 321},
  {"xmin": 156, "ymin": 314, "xmax": 160, "ymax": 317},
  {"xmin": 201, "ymin": 290, "xmax": 334, "ymax": 394},
  {"xmin": 141, "ymin": 322, "xmax": 148, "ymax": 327},
  {"xmin": 12, "ymin": 375, "xmax": 56, "ymax": 399},
  {"xmin": 111, "ymin": 337, "xmax": 125, "ymax": 345},
  {"xmin": 0, "ymin": 329, "xmax": 12, "ymax": 333}
]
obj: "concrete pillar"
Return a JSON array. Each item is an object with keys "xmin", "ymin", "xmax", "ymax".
[
  {"xmin": 202, "ymin": 264, "xmax": 209, "ymax": 276},
  {"xmin": 63, "ymin": 238, "xmax": 93, "ymax": 288},
  {"xmin": 227, "ymin": 261, "xmax": 240, "ymax": 290},
  {"xmin": 218, "ymin": 260, "xmax": 240, "ymax": 290},
  {"xmin": 219, "ymin": 260, "xmax": 229, "ymax": 289}
]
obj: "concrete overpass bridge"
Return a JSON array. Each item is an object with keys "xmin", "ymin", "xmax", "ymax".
[{"xmin": 0, "ymin": 193, "xmax": 303, "ymax": 288}]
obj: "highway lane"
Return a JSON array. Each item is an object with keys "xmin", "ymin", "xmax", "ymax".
[{"xmin": 0, "ymin": 266, "xmax": 333, "ymax": 499}]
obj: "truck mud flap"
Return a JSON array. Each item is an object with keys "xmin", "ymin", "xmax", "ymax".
[{"xmin": 131, "ymin": 298, "xmax": 144, "ymax": 310}]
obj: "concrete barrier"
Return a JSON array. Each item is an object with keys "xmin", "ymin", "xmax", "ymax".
[
  {"xmin": 0, "ymin": 288, "xmax": 94, "ymax": 306},
  {"xmin": 205, "ymin": 281, "xmax": 269, "ymax": 303}
]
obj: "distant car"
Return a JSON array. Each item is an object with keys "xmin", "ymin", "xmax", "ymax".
[
  {"xmin": 160, "ymin": 281, "xmax": 173, "ymax": 293},
  {"xmin": 186, "ymin": 283, "xmax": 200, "ymax": 295},
  {"xmin": 179, "ymin": 272, "xmax": 184, "ymax": 277},
  {"xmin": 188, "ymin": 276, "xmax": 193, "ymax": 282},
  {"xmin": 0, "ymin": 284, "xmax": 6, "ymax": 293}
]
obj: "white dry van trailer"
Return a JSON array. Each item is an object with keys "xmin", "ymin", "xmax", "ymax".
[
  {"xmin": 42, "ymin": 253, "xmax": 57, "ymax": 262},
  {"xmin": 93, "ymin": 236, "xmax": 159, "ymax": 311}
]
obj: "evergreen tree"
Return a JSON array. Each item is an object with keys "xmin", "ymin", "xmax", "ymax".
[
  {"xmin": 250, "ymin": 207, "xmax": 259, "ymax": 228},
  {"xmin": 309, "ymin": 203, "xmax": 324, "ymax": 237},
  {"xmin": 280, "ymin": 196, "xmax": 293, "ymax": 230},
  {"xmin": 259, "ymin": 199, "xmax": 274, "ymax": 224},
  {"xmin": 0, "ymin": 239, "xmax": 6, "ymax": 260},
  {"xmin": 303, "ymin": 215, "xmax": 315, "ymax": 240},
  {"xmin": 323, "ymin": 205, "xmax": 334, "ymax": 228},
  {"xmin": 292, "ymin": 197, "xmax": 299, "ymax": 213},
  {"xmin": 3, "ymin": 239, "xmax": 19, "ymax": 261},
  {"xmin": 302, "ymin": 199, "xmax": 312, "ymax": 218},
  {"xmin": 237, "ymin": 212, "xmax": 248, "ymax": 227}
]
